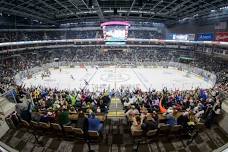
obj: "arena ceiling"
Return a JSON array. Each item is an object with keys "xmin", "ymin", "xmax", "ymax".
[{"xmin": 0, "ymin": 0, "xmax": 228, "ymax": 25}]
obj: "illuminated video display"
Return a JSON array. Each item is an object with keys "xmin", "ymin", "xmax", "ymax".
[{"xmin": 101, "ymin": 21, "xmax": 130, "ymax": 45}]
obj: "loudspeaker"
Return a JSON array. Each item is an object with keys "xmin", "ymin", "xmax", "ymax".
[{"xmin": 114, "ymin": 8, "xmax": 117, "ymax": 15}]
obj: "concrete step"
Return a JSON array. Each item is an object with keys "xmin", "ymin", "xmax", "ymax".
[
  {"xmin": 108, "ymin": 98, "xmax": 125, "ymax": 117},
  {"xmin": 107, "ymin": 111, "xmax": 125, "ymax": 117},
  {"xmin": 0, "ymin": 97, "xmax": 16, "ymax": 116}
]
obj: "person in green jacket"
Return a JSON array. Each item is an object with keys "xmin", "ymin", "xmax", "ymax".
[
  {"xmin": 71, "ymin": 94, "xmax": 76, "ymax": 106},
  {"xmin": 58, "ymin": 107, "xmax": 70, "ymax": 125}
]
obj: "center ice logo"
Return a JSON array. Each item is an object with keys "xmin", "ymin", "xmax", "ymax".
[{"xmin": 100, "ymin": 72, "xmax": 130, "ymax": 82}]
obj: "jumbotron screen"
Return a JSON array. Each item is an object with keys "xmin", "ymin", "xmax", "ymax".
[{"xmin": 101, "ymin": 21, "xmax": 130, "ymax": 45}]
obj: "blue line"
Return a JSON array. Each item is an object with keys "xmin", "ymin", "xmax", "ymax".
[
  {"xmin": 131, "ymin": 68, "xmax": 149, "ymax": 91},
  {"xmin": 83, "ymin": 69, "xmax": 98, "ymax": 90}
]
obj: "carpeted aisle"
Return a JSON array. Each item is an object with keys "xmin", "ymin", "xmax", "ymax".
[{"xmin": 107, "ymin": 98, "xmax": 125, "ymax": 117}]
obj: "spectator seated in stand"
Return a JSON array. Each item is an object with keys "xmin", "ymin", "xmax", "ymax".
[
  {"xmin": 58, "ymin": 106, "xmax": 70, "ymax": 126},
  {"xmin": 125, "ymin": 105, "xmax": 140, "ymax": 121},
  {"xmin": 88, "ymin": 112, "xmax": 103, "ymax": 134},
  {"xmin": 164, "ymin": 107, "xmax": 177, "ymax": 126},
  {"xmin": 177, "ymin": 112, "xmax": 189, "ymax": 129},
  {"xmin": 76, "ymin": 110, "xmax": 88, "ymax": 133},
  {"xmin": 141, "ymin": 112, "xmax": 158, "ymax": 133},
  {"xmin": 131, "ymin": 115, "xmax": 143, "ymax": 132}
]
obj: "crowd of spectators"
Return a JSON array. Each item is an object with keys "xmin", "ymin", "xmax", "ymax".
[
  {"xmin": 122, "ymin": 85, "xmax": 223, "ymax": 134},
  {"xmin": 128, "ymin": 30, "xmax": 163, "ymax": 39},
  {"xmin": 0, "ymin": 30, "xmax": 164, "ymax": 43},
  {"xmin": 0, "ymin": 30, "xmax": 102, "ymax": 43},
  {"xmin": 0, "ymin": 46, "xmax": 227, "ymax": 137},
  {"xmin": 15, "ymin": 85, "xmax": 110, "ymax": 133}
]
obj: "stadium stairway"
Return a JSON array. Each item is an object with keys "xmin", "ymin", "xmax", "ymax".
[{"xmin": 107, "ymin": 98, "xmax": 125, "ymax": 118}]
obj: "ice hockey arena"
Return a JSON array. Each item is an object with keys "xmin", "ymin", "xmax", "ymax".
[{"xmin": 0, "ymin": 0, "xmax": 228, "ymax": 152}]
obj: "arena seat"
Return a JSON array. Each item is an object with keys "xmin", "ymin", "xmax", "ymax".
[
  {"xmin": 131, "ymin": 130, "xmax": 144, "ymax": 152},
  {"xmin": 30, "ymin": 121, "xmax": 39, "ymax": 130},
  {"xmin": 146, "ymin": 129, "xmax": 158, "ymax": 137},
  {"xmin": 20, "ymin": 119, "xmax": 30, "ymax": 129},
  {"xmin": 50, "ymin": 123, "xmax": 63, "ymax": 136},
  {"xmin": 63, "ymin": 126, "xmax": 74, "ymax": 138},
  {"xmin": 51, "ymin": 123, "xmax": 62, "ymax": 131},
  {"xmin": 39, "ymin": 122, "xmax": 50, "ymax": 133},
  {"xmin": 196, "ymin": 122, "xmax": 206, "ymax": 131},
  {"xmin": 87, "ymin": 130, "xmax": 102, "ymax": 144},
  {"xmin": 146, "ymin": 129, "xmax": 158, "ymax": 143},
  {"xmin": 28, "ymin": 120, "xmax": 44, "ymax": 145},
  {"xmin": 63, "ymin": 125, "xmax": 73, "ymax": 132},
  {"xmin": 20, "ymin": 119, "xmax": 40, "ymax": 138},
  {"xmin": 72, "ymin": 128, "xmax": 84, "ymax": 136},
  {"xmin": 169, "ymin": 125, "xmax": 182, "ymax": 138},
  {"xmin": 88, "ymin": 131, "xmax": 99, "ymax": 137},
  {"xmin": 131, "ymin": 130, "xmax": 143, "ymax": 137},
  {"xmin": 72, "ymin": 128, "xmax": 85, "ymax": 141},
  {"xmin": 158, "ymin": 124, "xmax": 170, "ymax": 136}
]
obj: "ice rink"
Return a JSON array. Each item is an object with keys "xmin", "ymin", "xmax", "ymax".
[{"xmin": 21, "ymin": 66, "xmax": 214, "ymax": 91}]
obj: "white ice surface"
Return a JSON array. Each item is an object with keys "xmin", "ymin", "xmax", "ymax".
[{"xmin": 21, "ymin": 66, "xmax": 214, "ymax": 91}]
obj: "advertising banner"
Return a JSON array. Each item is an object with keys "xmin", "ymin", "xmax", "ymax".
[
  {"xmin": 167, "ymin": 34, "xmax": 195, "ymax": 41},
  {"xmin": 197, "ymin": 33, "xmax": 214, "ymax": 41},
  {"xmin": 173, "ymin": 34, "xmax": 188, "ymax": 40},
  {"xmin": 187, "ymin": 34, "xmax": 195, "ymax": 41},
  {"xmin": 216, "ymin": 32, "xmax": 228, "ymax": 42}
]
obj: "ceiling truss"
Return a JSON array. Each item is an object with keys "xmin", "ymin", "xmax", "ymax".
[{"xmin": 0, "ymin": 0, "xmax": 227, "ymax": 25}]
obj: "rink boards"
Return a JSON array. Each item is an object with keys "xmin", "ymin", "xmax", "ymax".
[{"xmin": 20, "ymin": 66, "xmax": 214, "ymax": 91}]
